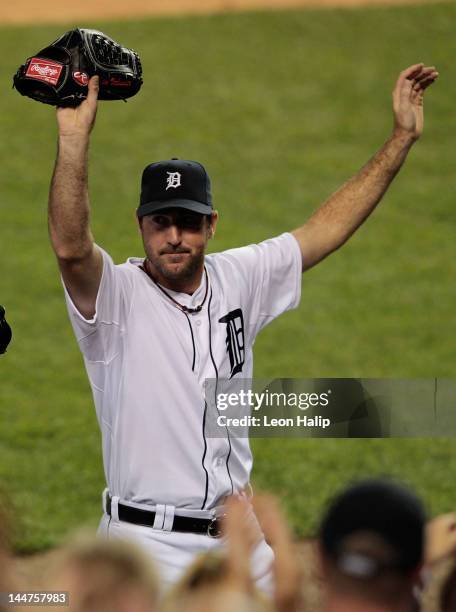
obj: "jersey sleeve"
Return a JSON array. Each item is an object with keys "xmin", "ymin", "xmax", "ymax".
[
  {"xmin": 217, "ymin": 232, "xmax": 302, "ymax": 339},
  {"xmin": 62, "ymin": 246, "xmax": 134, "ymax": 363}
]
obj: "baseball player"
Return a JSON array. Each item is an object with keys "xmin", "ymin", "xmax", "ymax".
[{"xmin": 48, "ymin": 63, "xmax": 437, "ymax": 592}]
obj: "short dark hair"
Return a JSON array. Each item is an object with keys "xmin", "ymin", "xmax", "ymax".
[{"xmin": 319, "ymin": 478, "xmax": 426, "ymax": 577}]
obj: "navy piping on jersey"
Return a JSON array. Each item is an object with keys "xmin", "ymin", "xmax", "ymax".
[
  {"xmin": 208, "ymin": 287, "xmax": 234, "ymax": 497},
  {"xmin": 164, "ymin": 274, "xmax": 208, "ymax": 510},
  {"xmin": 181, "ymin": 311, "xmax": 206, "ymax": 507},
  {"xmin": 183, "ymin": 312, "xmax": 196, "ymax": 371},
  {"xmin": 200, "ymin": 401, "xmax": 210, "ymax": 510},
  {"xmin": 158, "ymin": 290, "xmax": 204, "ymax": 503}
]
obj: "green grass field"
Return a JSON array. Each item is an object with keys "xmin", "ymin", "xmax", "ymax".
[{"xmin": 1, "ymin": 2, "xmax": 455, "ymax": 552}]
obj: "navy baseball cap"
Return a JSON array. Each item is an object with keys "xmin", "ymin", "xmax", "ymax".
[
  {"xmin": 319, "ymin": 478, "xmax": 426, "ymax": 578},
  {"xmin": 137, "ymin": 158, "xmax": 213, "ymax": 218}
]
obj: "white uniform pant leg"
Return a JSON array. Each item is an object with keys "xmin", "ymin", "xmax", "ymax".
[{"xmin": 97, "ymin": 513, "xmax": 274, "ymax": 596}]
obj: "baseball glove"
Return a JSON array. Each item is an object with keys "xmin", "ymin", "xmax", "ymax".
[
  {"xmin": 0, "ymin": 305, "xmax": 12, "ymax": 355},
  {"xmin": 13, "ymin": 28, "xmax": 143, "ymax": 107}
]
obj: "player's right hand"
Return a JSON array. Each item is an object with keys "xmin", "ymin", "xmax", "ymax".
[{"xmin": 56, "ymin": 76, "xmax": 99, "ymax": 138}]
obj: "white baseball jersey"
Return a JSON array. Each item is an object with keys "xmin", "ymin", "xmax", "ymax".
[{"xmin": 63, "ymin": 232, "xmax": 302, "ymax": 512}]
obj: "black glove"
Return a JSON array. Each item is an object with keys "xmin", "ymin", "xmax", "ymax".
[
  {"xmin": 0, "ymin": 305, "xmax": 12, "ymax": 354},
  {"xmin": 13, "ymin": 28, "xmax": 143, "ymax": 107}
]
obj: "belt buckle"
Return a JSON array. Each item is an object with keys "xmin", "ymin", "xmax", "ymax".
[{"xmin": 207, "ymin": 516, "xmax": 224, "ymax": 538}]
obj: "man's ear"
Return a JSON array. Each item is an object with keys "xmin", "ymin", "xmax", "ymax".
[
  {"xmin": 136, "ymin": 214, "xmax": 143, "ymax": 233},
  {"xmin": 208, "ymin": 211, "xmax": 219, "ymax": 239}
]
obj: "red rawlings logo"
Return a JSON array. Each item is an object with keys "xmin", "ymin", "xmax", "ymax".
[
  {"xmin": 110, "ymin": 78, "xmax": 132, "ymax": 87},
  {"xmin": 73, "ymin": 71, "xmax": 89, "ymax": 86},
  {"xmin": 26, "ymin": 58, "xmax": 63, "ymax": 86}
]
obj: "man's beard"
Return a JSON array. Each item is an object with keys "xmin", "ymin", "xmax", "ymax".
[{"xmin": 147, "ymin": 248, "xmax": 205, "ymax": 284}]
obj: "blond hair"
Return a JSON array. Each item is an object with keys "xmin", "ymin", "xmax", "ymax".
[{"xmin": 49, "ymin": 532, "xmax": 158, "ymax": 612}]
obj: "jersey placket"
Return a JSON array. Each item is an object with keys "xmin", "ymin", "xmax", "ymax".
[{"xmin": 192, "ymin": 304, "xmax": 234, "ymax": 508}]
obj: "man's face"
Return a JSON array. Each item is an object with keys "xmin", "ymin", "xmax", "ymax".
[{"xmin": 138, "ymin": 208, "xmax": 217, "ymax": 286}]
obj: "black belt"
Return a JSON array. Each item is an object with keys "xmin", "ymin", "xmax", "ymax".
[{"xmin": 106, "ymin": 495, "xmax": 223, "ymax": 538}]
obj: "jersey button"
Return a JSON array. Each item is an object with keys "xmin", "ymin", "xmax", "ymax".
[{"xmin": 196, "ymin": 320, "xmax": 202, "ymax": 327}]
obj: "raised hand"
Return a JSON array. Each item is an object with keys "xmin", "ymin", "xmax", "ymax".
[
  {"xmin": 254, "ymin": 495, "xmax": 302, "ymax": 612},
  {"xmin": 56, "ymin": 76, "xmax": 99, "ymax": 138},
  {"xmin": 393, "ymin": 63, "xmax": 438, "ymax": 141},
  {"xmin": 425, "ymin": 512, "xmax": 456, "ymax": 565},
  {"xmin": 222, "ymin": 496, "xmax": 258, "ymax": 594}
]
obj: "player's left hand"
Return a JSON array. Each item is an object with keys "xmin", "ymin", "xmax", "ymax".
[{"xmin": 392, "ymin": 63, "xmax": 438, "ymax": 141}]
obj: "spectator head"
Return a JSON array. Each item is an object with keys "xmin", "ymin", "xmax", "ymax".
[
  {"xmin": 50, "ymin": 533, "xmax": 158, "ymax": 612},
  {"xmin": 318, "ymin": 478, "xmax": 426, "ymax": 611}
]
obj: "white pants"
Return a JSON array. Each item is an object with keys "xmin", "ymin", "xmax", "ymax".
[{"xmin": 97, "ymin": 512, "xmax": 274, "ymax": 595}]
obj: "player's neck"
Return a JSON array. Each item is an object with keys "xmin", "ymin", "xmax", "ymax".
[
  {"xmin": 160, "ymin": 274, "xmax": 203, "ymax": 295},
  {"xmin": 144, "ymin": 259, "xmax": 204, "ymax": 295}
]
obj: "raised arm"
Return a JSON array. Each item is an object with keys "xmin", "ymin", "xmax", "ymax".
[
  {"xmin": 292, "ymin": 63, "xmax": 438, "ymax": 271},
  {"xmin": 48, "ymin": 76, "xmax": 103, "ymax": 319}
]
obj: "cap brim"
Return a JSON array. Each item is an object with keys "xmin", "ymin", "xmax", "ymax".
[{"xmin": 137, "ymin": 199, "xmax": 213, "ymax": 217}]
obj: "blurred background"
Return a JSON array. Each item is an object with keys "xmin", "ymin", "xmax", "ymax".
[
  {"xmin": 0, "ymin": 0, "xmax": 454, "ymax": 555},
  {"xmin": 0, "ymin": 0, "xmax": 445, "ymax": 24}
]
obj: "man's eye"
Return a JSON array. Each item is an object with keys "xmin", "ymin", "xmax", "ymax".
[
  {"xmin": 182, "ymin": 216, "xmax": 202, "ymax": 229},
  {"xmin": 153, "ymin": 216, "xmax": 169, "ymax": 226}
]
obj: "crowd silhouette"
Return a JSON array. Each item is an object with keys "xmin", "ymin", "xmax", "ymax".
[{"xmin": 1, "ymin": 478, "xmax": 455, "ymax": 612}]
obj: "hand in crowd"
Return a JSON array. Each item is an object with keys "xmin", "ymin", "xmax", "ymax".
[
  {"xmin": 425, "ymin": 512, "xmax": 456, "ymax": 566},
  {"xmin": 253, "ymin": 495, "xmax": 302, "ymax": 612}
]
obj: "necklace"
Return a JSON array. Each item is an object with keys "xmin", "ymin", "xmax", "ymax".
[{"xmin": 141, "ymin": 260, "xmax": 209, "ymax": 314}]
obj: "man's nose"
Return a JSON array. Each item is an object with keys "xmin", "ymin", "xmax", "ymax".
[{"xmin": 166, "ymin": 224, "xmax": 182, "ymax": 246}]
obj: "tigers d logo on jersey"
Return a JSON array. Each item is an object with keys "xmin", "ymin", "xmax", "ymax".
[{"xmin": 218, "ymin": 309, "xmax": 245, "ymax": 378}]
